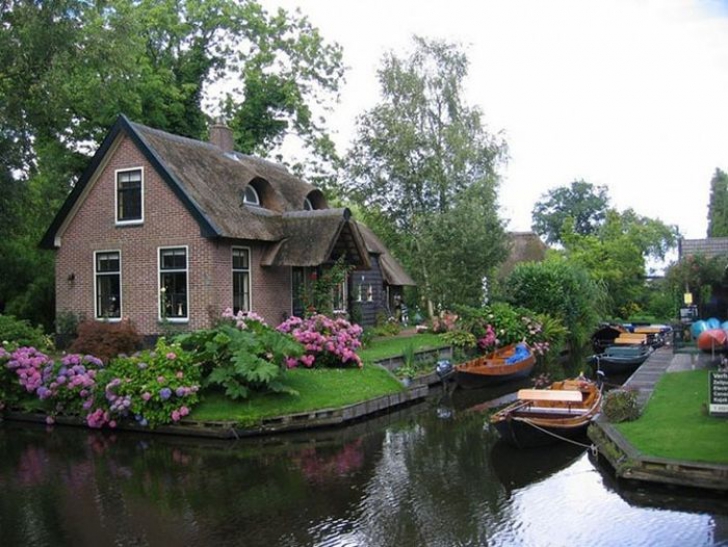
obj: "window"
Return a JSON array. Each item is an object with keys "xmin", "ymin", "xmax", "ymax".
[
  {"xmin": 116, "ymin": 168, "xmax": 143, "ymax": 223},
  {"xmin": 243, "ymin": 185, "xmax": 260, "ymax": 206},
  {"xmin": 232, "ymin": 247, "xmax": 251, "ymax": 313},
  {"xmin": 159, "ymin": 247, "xmax": 188, "ymax": 320},
  {"xmin": 332, "ymin": 275, "xmax": 348, "ymax": 315},
  {"xmin": 95, "ymin": 251, "xmax": 121, "ymax": 319}
]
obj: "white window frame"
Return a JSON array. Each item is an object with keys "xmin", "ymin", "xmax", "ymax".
[
  {"xmin": 94, "ymin": 249, "xmax": 122, "ymax": 321},
  {"xmin": 158, "ymin": 245, "xmax": 189, "ymax": 323},
  {"xmin": 332, "ymin": 273, "xmax": 349, "ymax": 316},
  {"xmin": 243, "ymin": 185, "xmax": 260, "ymax": 206},
  {"xmin": 232, "ymin": 246, "xmax": 252, "ymax": 314},
  {"xmin": 115, "ymin": 167, "xmax": 144, "ymax": 225}
]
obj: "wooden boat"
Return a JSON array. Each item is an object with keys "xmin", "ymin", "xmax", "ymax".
[
  {"xmin": 489, "ymin": 378, "xmax": 602, "ymax": 448},
  {"xmin": 589, "ymin": 344, "xmax": 653, "ymax": 375},
  {"xmin": 697, "ymin": 328, "xmax": 728, "ymax": 352},
  {"xmin": 455, "ymin": 343, "xmax": 536, "ymax": 389},
  {"xmin": 591, "ymin": 324, "xmax": 626, "ymax": 353}
]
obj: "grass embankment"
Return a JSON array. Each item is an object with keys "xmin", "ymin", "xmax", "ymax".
[
  {"xmin": 615, "ymin": 369, "xmax": 728, "ymax": 464},
  {"xmin": 358, "ymin": 333, "xmax": 446, "ymax": 363},
  {"xmin": 190, "ymin": 364, "xmax": 405, "ymax": 426}
]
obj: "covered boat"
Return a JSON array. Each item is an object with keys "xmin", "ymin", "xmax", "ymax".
[
  {"xmin": 490, "ymin": 378, "xmax": 602, "ymax": 448},
  {"xmin": 591, "ymin": 324, "xmax": 626, "ymax": 353},
  {"xmin": 697, "ymin": 328, "xmax": 728, "ymax": 352},
  {"xmin": 455, "ymin": 343, "xmax": 535, "ymax": 389},
  {"xmin": 589, "ymin": 344, "xmax": 653, "ymax": 375}
]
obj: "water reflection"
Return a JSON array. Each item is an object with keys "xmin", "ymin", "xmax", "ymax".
[{"xmin": 0, "ymin": 389, "xmax": 726, "ymax": 547}]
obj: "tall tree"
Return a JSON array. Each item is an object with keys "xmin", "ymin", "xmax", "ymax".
[
  {"xmin": 707, "ymin": 168, "xmax": 728, "ymax": 237},
  {"xmin": 344, "ymin": 36, "xmax": 508, "ymax": 314},
  {"xmin": 0, "ymin": 0, "xmax": 345, "ymax": 328},
  {"xmin": 531, "ymin": 180, "xmax": 609, "ymax": 245}
]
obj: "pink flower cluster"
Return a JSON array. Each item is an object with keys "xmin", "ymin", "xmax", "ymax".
[
  {"xmin": 477, "ymin": 324, "xmax": 498, "ymax": 352},
  {"xmin": 5, "ymin": 347, "xmax": 53, "ymax": 393},
  {"xmin": 39, "ymin": 354, "xmax": 102, "ymax": 404},
  {"xmin": 277, "ymin": 314, "xmax": 363, "ymax": 368},
  {"xmin": 222, "ymin": 307, "xmax": 268, "ymax": 330}
]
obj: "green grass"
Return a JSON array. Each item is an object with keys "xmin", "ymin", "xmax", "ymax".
[
  {"xmin": 189, "ymin": 364, "xmax": 405, "ymax": 426},
  {"xmin": 359, "ymin": 333, "xmax": 446, "ymax": 362},
  {"xmin": 615, "ymin": 369, "xmax": 728, "ymax": 464}
]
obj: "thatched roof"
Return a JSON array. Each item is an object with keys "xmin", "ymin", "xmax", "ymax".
[
  {"xmin": 356, "ymin": 223, "xmax": 416, "ymax": 286},
  {"xmin": 498, "ymin": 232, "xmax": 548, "ymax": 278},
  {"xmin": 40, "ymin": 116, "xmax": 366, "ymax": 268},
  {"xmin": 262, "ymin": 209, "xmax": 370, "ymax": 269}
]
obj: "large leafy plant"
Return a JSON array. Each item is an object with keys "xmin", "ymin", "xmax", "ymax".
[{"xmin": 176, "ymin": 310, "xmax": 303, "ymax": 400}]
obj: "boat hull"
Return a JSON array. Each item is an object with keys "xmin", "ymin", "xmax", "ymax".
[
  {"xmin": 490, "ymin": 378, "xmax": 602, "ymax": 448},
  {"xmin": 697, "ymin": 328, "xmax": 728, "ymax": 352},
  {"xmin": 590, "ymin": 346, "xmax": 653, "ymax": 375},
  {"xmin": 455, "ymin": 345, "xmax": 536, "ymax": 389}
]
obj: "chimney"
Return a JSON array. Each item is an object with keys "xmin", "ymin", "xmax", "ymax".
[{"xmin": 209, "ymin": 122, "xmax": 234, "ymax": 153}]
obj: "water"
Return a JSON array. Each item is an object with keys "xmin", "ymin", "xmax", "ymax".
[{"xmin": 1, "ymin": 386, "xmax": 727, "ymax": 547}]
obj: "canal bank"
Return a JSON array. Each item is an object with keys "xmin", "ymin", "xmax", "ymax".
[{"xmin": 589, "ymin": 346, "xmax": 728, "ymax": 491}]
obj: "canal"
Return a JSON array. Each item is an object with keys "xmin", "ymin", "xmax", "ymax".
[{"xmin": 1, "ymin": 384, "xmax": 727, "ymax": 547}]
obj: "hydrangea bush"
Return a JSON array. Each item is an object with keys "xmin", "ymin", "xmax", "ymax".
[
  {"xmin": 87, "ymin": 338, "xmax": 201, "ymax": 429},
  {"xmin": 277, "ymin": 314, "xmax": 363, "ymax": 369}
]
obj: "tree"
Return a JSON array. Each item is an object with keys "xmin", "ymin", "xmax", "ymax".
[
  {"xmin": 505, "ymin": 257, "xmax": 605, "ymax": 355},
  {"xmin": 707, "ymin": 168, "xmax": 728, "ymax": 237},
  {"xmin": 531, "ymin": 180, "xmax": 609, "ymax": 245},
  {"xmin": 561, "ymin": 210, "xmax": 678, "ymax": 318},
  {"xmin": 0, "ymin": 0, "xmax": 345, "ymax": 328},
  {"xmin": 344, "ymin": 36, "xmax": 508, "ymax": 314}
]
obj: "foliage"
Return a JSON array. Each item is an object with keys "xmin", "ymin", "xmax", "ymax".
[
  {"xmin": 664, "ymin": 253, "xmax": 727, "ymax": 317},
  {"xmin": 38, "ymin": 353, "xmax": 105, "ymax": 418},
  {"xmin": 0, "ymin": 345, "xmax": 54, "ymax": 408},
  {"xmin": 602, "ymin": 389, "xmax": 640, "ymax": 423},
  {"xmin": 441, "ymin": 329, "xmax": 477, "ymax": 350},
  {"xmin": 87, "ymin": 339, "xmax": 201, "ymax": 428},
  {"xmin": 367, "ymin": 312, "xmax": 402, "ymax": 338},
  {"xmin": 0, "ymin": 0, "xmax": 345, "ymax": 327},
  {"xmin": 430, "ymin": 311, "xmax": 460, "ymax": 334},
  {"xmin": 358, "ymin": 333, "xmax": 446, "ymax": 363},
  {"xmin": 175, "ymin": 310, "xmax": 302, "ymax": 400},
  {"xmin": 277, "ymin": 314, "xmax": 363, "ymax": 368},
  {"xmin": 531, "ymin": 180, "xmax": 610, "ymax": 245},
  {"xmin": 344, "ymin": 36, "xmax": 508, "ymax": 314},
  {"xmin": 297, "ymin": 257, "xmax": 353, "ymax": 317},
  {"xmin": 504, "ymin": 259, "xmax": 602, "ymax": 353},
  {"xmin": 69, "ymin": 319, "xmax": 142, "ymax": 363},
  {"xmin": 0, "ymin": 314, "xmax": 51, "ymax": 350},
  {"xmin": 707, "ymin": 168, "xmax": 728, "ymax": 237}
]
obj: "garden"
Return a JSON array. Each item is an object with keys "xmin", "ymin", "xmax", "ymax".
[{"xmin": 0, "ymin": 299, "xmax": 568, "ymax": 432}]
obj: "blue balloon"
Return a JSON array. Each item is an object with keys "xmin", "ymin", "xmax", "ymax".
[
  {"xmin": 691, "ymin": 320, "xmax": 708, "ymax": 338},
  {"xmin": 707, "ymin": 317, "xmax": 721, "ymax": 329}
]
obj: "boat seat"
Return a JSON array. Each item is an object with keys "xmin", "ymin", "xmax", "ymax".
[
  {"xmin": 517, "ymin": 406, "xmax": 590, "ymax": 415},
  {"xmin": 517, "ymin": 389, "xmax": 583, "ymax": 402}
]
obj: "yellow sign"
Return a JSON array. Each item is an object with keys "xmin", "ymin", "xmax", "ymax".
[{"xmin": 683, "ymin": 292, "xmax": 693, "ymax": 305}]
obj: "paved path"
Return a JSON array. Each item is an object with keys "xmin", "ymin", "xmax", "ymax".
[{"xmin": 623, "ymin": 347, "xmax": 708, "ymax": 410}]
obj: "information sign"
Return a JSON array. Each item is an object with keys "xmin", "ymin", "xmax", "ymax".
[{"xmin": 709, "ymin": 371, "xmax": 728, "ymax": 417}]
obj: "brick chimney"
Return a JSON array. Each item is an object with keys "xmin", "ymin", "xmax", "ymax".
[{"xmin": 209, "ymin": 122, "xmax": 234, "ymax": 153}]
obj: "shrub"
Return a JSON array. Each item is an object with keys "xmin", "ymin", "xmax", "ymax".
[
  {"xmin": 87, "ymin": 338, "xmax": 201, "ymax": 428},
  {"xmin": 277, "ymin": 314, "xmax": 363, "ymax": 368},
  {"xmin": 0, "ymin": 314, "xmax": 51, "ymax": 350},
  {"xmin": 602, "ymin": 389, "xmax": 640, "ymax": 423},
  {"xmin": 39, "ymin": 354, "xmax": 104, "ymax": 417},
  {"xmin": 69, "ymin": 319, "xmax": 142, "ymax": 363},
  {"xmin": 176, "ymin": 309, "xmax": 303, "ymax": 400}
]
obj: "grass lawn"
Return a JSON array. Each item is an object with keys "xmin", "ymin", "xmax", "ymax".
[
  {"xmin": 359, "ymin": 333, "xmax": 447, "ymax": 363},
  {"xmin": 615, "ymin": 369, "xmax": 728, "ymax": 464},
  {"xmin": 190, "ymin": 364, "xmax": 405, "ymax": 426}
]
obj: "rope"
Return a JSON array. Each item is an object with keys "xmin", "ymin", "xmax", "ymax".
[{"xmin": 516, "ymin": 417, "xmax": 596, "ymax": 452}]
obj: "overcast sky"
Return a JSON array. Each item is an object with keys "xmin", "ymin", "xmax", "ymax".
[{"xmin": 260, "ymin": 0, "xmax": 728, "ymax": 240}]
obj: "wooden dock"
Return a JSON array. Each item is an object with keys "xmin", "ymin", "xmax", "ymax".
[{"xmin": 589, "ymin": 346, "xmax": 728, "ymax": 491}]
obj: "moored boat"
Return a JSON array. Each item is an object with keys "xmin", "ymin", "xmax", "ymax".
[
  {"xmin": 589, "ymin": 344, "xmax": 653, "ymax": 375},
  {"xmin": 455, "ymin": 343, "xmax": 535, "ymax": 390},
  {"xmin": 489, "ymin": 378, "xmax": 602, "ymax": 448},
  {"xmin": 697, "ymin": 328, "xmax": 728, "ymax": 352}
]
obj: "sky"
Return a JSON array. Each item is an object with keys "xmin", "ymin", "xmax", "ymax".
[{"xmin": 259, "ymin": 0, "xmax": 728, "ymax": 240}]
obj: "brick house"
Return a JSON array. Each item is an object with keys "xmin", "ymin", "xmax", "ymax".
[{"xmin": 41, "ymin": 115, "xmax": 414, "ymax": 335}]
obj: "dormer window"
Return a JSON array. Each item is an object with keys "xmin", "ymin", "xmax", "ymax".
[
  {"xmin": 243, "ymin": 185, "xmax": 260, "ymax": 206},
  {"xmin": 303, "ymin": 197, "xmax": 313, "ymax": 211}
]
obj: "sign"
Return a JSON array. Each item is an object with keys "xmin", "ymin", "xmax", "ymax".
[{"xmin": 709, "ymin": 371, "xmax": 728, "ymax": 416}]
